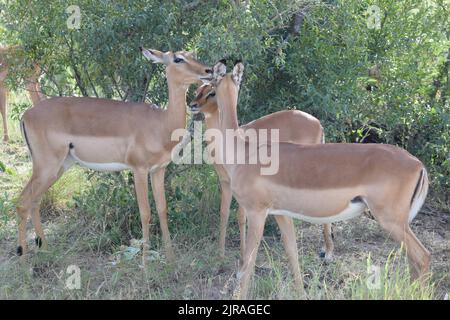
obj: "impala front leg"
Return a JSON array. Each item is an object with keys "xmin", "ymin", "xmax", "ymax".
[
  {"xmin": 237, "ymin": 206, "xmax": 246, "ymax": 265},
  {"xmin": 320, "ymin": 223, "xmax": 334, "ymax": 262},
  {"xmin": 274, "ymin": 215, "xmax": 304, "ymax": 294},
  {"xmin": 133, "ymin": 169, "xmax": 151, "ymax": 265},
  {"xmin": 151, "ymin": 167, "xmax": 175, "ymax": 262},
  {"xmin": 234, "ymin": 209, "xmax": 267, "ymax": 300},
  {"xmin": 218, "ymin": 179, "xmax": 233, "ymax": 258}
]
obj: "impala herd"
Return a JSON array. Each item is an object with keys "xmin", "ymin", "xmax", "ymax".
[{"xmin": 0, "ymin": 46, "xmax": 430, "ymax": 299}]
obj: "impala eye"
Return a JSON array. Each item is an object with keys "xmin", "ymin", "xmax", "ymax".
[
  {"xmin": 207, "ymin": 92, "xmax": 216, "ymax": 99},
  {"xmin": 174, "ymin": 57, "xmax": 184, "ymax": 63}
]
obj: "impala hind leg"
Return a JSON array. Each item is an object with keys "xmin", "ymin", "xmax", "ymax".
[
  {"xmin": 0, "ymin": 86, "xmax": 8, "ymax": 142},
  {"xmin": 30, "ymin": 164, "xmax": 70, "ymax": 251},
  {"xmin": 134, "ymin": 169, "xmax": 151, "ymax": 265},
  {"xmin": 150, "ymin": 167, "xmax": 174, "ymax": 262},
  {"xmin": 368, "ymin": 195, "xmax": 431, "ymax": 280},
  {"xmin": 403, "ymin": 227, "xmax": 431, "ymax": 279},
  {"xmin": 30, "ymin": 202, "xmax": 46, "ymax": 250},
  {"xmin": 218, "ymin": 180, "xmax": 233, "ymax": 258},
  {"xmin": 274, "ymin": 215, "xmax": 304, "ymax": 293},
  {"xmin": 320, "ymin": 223, "xmax": 334, "ymax": 262},
  {"xmin": 377, "ymin": 216, "xmax": 430, "ymax": 279},
  {"xmin": 17, "ymin": 159, "xmax": 67, "ymax": 257},
  {"xmin": 235, "ymin": 209, "xmax": 267, "ymax": 299}
]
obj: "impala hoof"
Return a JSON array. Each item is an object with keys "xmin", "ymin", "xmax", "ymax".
[
  {"xmin": 319, "ymin": 249, "xmax": 334, "ymax": 263},
  {"xmin": 17, "ymin": 246, "xmax": 23, "ymax": 256},
  {"xmin": 35, "ymin": 236, "xmax": 42, "ymax": 248}
]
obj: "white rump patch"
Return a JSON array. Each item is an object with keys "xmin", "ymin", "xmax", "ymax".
[
  {"xmin": 408, "ymin": 168, "xmax": 428, "ymax": 223},
  {"xmin": 68, "ymin": 149, "xmax": 129, "ymax": 172},
  {"xmin": 269, "ymin": 200, "xmax": 366, "ymax": 224}
]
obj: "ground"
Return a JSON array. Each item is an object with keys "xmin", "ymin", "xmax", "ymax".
[{"xmin": 0, "ymin": 104, "xmax": 448, "ymax": 300}]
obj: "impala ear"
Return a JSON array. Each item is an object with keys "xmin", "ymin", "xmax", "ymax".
[
  {"xmin": 212, "ymin": 60, "xmax": 227, "ymax": 83},
  {"xmin": 232, "ymin": 61, "xmax": 244, "ymax": 86},
  {"xmin": 140, "ymin": 47, "xmax": 166, "ymax": 64}
]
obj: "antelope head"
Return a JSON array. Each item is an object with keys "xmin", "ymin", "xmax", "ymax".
[{"xmin": 140, "ymin": 47, "xmax": 212, "ymax": 85}]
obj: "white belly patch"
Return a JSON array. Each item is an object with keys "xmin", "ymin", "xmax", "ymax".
[
  {"xmin": 269, "ymin": 200, "xmax": 366, "ymax": 224},
  {"xmin": 68, "ymin": 150, "xmax": 129, "ymax": 172}
]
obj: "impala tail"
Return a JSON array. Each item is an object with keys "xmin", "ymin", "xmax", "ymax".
[
  {"xmin": 20, "ymin": 118, "xmax": 32, "ymax": 157},
  {"xmin": 409, "ymin": 167, "xmax": 429, "ymax": 223}
]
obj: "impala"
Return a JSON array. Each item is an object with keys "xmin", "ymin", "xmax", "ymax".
[
  {"xmin": 211, "ymin": 60, "xmax": 429, "ymax": 299},
  {"xmin": 190, "ymin": 83, "xmax": 335, "ymax": 261},
  {"xmin": 0, "ymin": 46, "xmax": 42, "ymax": 142},
  {"xmin": 16, "ymin": 47, "xmax": 212, "ymax": 263}
]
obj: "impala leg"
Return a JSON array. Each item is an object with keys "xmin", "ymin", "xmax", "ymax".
[
  {"xmin": 237, "ymin": 206, "xmax": 246, "ymax": 265},
  {"xmin": 150, "ymin": 167, "xmax": 174, "ymax": 262},
  {"xmin": 235, "ymin": 209, "xmax": 267, "ymax": 300},
  {"xmin": 17, "ymin": 181, "xmax": 31, "ymax": 257},
  {"xmin": 0, "ymin": 86, "xmax": 8, "ymax": 142},
  {"xmin": 17, "ymin": 163, "xmax": 65, "ymax": 257},
  {"xmin": 370, "ymin": 195, "xmax": 431, "ymax": 280},
  {"xmin": 377, "ymin": 217, "xmax": 430, "ymax": 280},
  {"xmin": 320, "ymin": 223, "xmax": 334, "ymax": 262},
  {"xmin": 134, "ymin": 169, "xmax": 151, "ymax": 265},
  {"xmin": 30, "ymin": 166, "xmax": 68, "ymax": 251},
  {"xmin": 274, "ymin": 215, "xmax": 304, "ymax": 293},
  {"xmin": 30, "ymin": 203, "xmax": 47, "ymax": 250},
  {"xmin": 403, "ymin": 226, "xmax": 431, "ymax": 280},
  {"xmin": 218, "ymin": 180, "xmax": 232, "ymax": 258}
]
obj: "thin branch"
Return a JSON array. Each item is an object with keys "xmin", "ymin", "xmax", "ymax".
[
  {"xmin": 63, "ymin": 34, "xmax": 88, "ymax": 96},
  {"xmin": 108, "ymin": 70, "xmax": 125, "ymax": 100},
  {"xmin": 83, "ymin": 64, "xmax": 99, "ymax": 98}
]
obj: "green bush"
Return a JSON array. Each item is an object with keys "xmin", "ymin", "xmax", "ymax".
[
  {"xmin": 0, "ymin": 0, "xmax": 448, "ymax": 205},
  {"xmin": 71, "ymin": 164, "xmax": 225, "ymax": 252}
]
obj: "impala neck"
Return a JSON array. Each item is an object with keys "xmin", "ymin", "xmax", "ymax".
[
  {"xmin": 204, "ymin": 108, "xmax": 220, "ymax": 132},
  {"xmin": 166, "ymin": 79, "xmax": 188, "ymax": 131},
  {"xmin": 216, "ymin": 81, "xmax": 243, "ymax": 168},
  {"xmin": 217, "ymin": 85, "xmax": 240, "ymax": 132}
]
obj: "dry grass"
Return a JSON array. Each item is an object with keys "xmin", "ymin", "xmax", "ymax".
[{"xmin": 0, "ymin": 210, "xmax": 446, "ymax": 300}]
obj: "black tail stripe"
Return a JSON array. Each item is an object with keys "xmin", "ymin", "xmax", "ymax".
[
  {"xmin": 22, "ymin": 120, "xmax": 33, "ymax": 156},
  {"xmin": 410, "ymin": 169, "xmax": 423, "ymax": 207}
]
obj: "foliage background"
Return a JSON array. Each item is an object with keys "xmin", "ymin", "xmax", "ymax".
[
  {"xmin": 1, "ymin": 1, "xmax": 448, "ymax": 193},
  {"xmin": 0, "ymin": 0, "xmax": 448, "ymax": 219}
]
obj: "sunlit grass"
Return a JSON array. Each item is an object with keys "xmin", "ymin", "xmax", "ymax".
[{"xmin": 349, "ymin": 250, "xmax": 435, "ymax": 300}]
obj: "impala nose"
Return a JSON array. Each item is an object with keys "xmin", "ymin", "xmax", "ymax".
[
  {"xmin": 190, "ymin": 103, "xmax": 201, "ymax": 114},
  {"xmin": 201, "ymin": 69, "xmax": 213, "ymax": 81}
]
